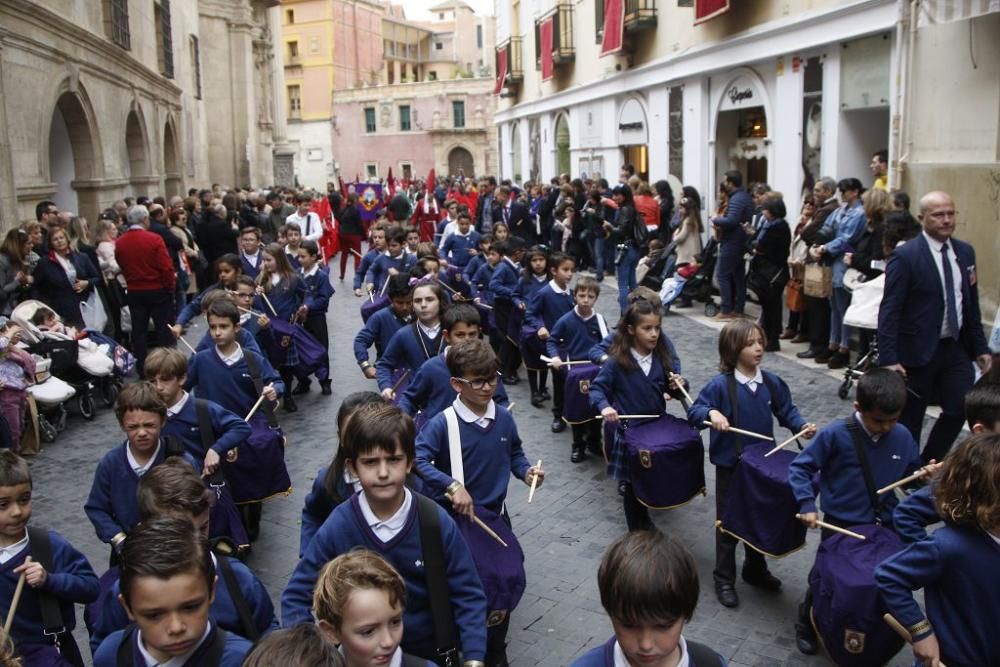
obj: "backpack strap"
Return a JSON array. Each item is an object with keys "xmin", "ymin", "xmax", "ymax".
[
  {"xmin": 845, "ymin": 417, "xmax": 882, "ymax": 525},
  {"xmin": 115, "ymin": 624, "xmax": 136, "ymax": 667},
  {"xmin": 194, "ymin": 399, "xmax": 227, "ymax": 486},
  {"xmin": 402, "ymin": 653, "xmax": 428, "ymax": 667},
  {"xmin": 25, "ymin": 527, "xmax": 66, "ymax": 638},
  {"xmin": 725, "ymin": 373, "xmax": 743, "ymax": 459},
  {"xmin": 686, "ymin": 639, "xmax": 723, "ymax": 667},
  {"xmin": 215, "ymin": 556, "xmax": 259, "ymax": 641},
  {"xmin": 442, "ymin": 407, "xmax": 465, "ymax": 486},
  {"xmin": 204, "ymin": 626, "xmax": 228, "ymax": 664},
  {"xmin": 415, "ymin": 494, "xmax": 459, "ymax": 667},
  {"xmin": 242, "ymin": 352, "xmax": 278, "ymax": 428},
  {"xmin": 163, "ymin": 435, "xmax": 186, "ymax": 460}
]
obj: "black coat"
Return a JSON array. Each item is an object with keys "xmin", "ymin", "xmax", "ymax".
[
  {"xmin": 749, "ymin": 219, "xmax": 791, "ymax": 287},
  {"xmin": 33, "ymin": 250, "xmax": 100, "ymax": 328},
  {"xmin": 195, "ymin": 214, "xmax": 238, "ymax": 265}
]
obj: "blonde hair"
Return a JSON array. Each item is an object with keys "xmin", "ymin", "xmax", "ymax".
[
  {"xmin": 0, "ymin": 626, "xmax": 22, "ymax": 667},
  {"xmin": 312, "ymin": 549, "xmax": 407, "ymax": 628},
  {"xmin": 863, "ymin": 188, "xmax": 892, "ymax": 226}
]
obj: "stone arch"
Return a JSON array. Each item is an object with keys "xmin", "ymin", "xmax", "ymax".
[
  {"xmin": 553, "ymin": 111, "xmax": 571, "ymax": 176},
  {"xmin": 125, "ymin": 106, "xmax": 151, "ymax": 196},
  {"xmin": 45, "ymin": 81, "xmax": 102, "ymax": 218},
  {"xmin": 447, "ymin": 145, "xmax": 474, "ymax": 177},
  {"xmin": 163, "ymin": 115, "xmax": 182, "ymax": 197}
]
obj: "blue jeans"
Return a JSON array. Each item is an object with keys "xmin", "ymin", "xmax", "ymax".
[
  {"xmin": 616, "ymin": 245, "xmax": 639, "ymax": 314},
  {"xmin": 716, "ymin": 243, "xmax": 746, "ymax": 314},
  {"xmin": 589, "ymin": 234, "xmax": 605, "ymax": 279},
  {"xmin": 829, "ymin": 286, "xmax": 852, "ymax": 348}
]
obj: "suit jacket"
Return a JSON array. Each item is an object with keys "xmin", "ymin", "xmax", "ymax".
[
  {"xmin": 475, "ymin": 194, "xmax": 502, "ymax": 233},
  {"xmin": 878, "ymin": 234, "xmax": 988, "ymax": 367},
  {"xmin": 503, "ymin": 201, "xmax": 534, "ymax": 242}
]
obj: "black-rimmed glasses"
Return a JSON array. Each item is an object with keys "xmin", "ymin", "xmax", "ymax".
[{"xmin": 452, "ymin": 372, "xmax": 502, "ymax": 391}]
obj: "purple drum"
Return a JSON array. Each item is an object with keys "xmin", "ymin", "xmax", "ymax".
[
  {"xmin": 718, "ymin": 443, "xmax": 807, "ymax": 557},
  {"xmin": 361, "ymin": 294, "xmax": 389, "ymax": 323},
  {"xmin": 223, "ymin": 417, "xmax": 291, "ymax": 504},
  {"xmin": 518, "ymin": 325, "xmax": 545, "ymax": 371},
  {"xmin": 389, "ymin": 367, "xmax": 410, "ymax": 403},
  {"xmin": 562, "ymin": 363, "xmax": 600, "ymax": 423},
  {"xmin": 810, "ymin": 525, "xmax": 905, "ymax": 666},
  {"xmin": 209, "ymin": 479, "xmax": 250, "ymax": 549},
  {"xmin": 622, "ymin": 414, "xmax": 706, "ymax": 509},
  {"xmin": 455, "ymin": 506, "xmax": 526, "ymax": 619}
]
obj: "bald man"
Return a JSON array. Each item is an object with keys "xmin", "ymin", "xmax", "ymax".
[{"xmin": 878, "ymin": 191, "xmax": 991, "ymax": 463}]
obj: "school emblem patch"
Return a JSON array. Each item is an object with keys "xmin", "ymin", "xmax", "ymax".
[
  {"xmin": 487, "ymin": 610, "xmax": 508, "ymax": 627},
  {"xmin": 639, "ymin": 450, "xmax": 652, "ymax": 469},
  {"xmin": 578, "ymin": 379, "xmax": 590, "ymax": 394},
  {"xmin": 844, "ymin": 629, "xmax": 865, "ymax": 654}
]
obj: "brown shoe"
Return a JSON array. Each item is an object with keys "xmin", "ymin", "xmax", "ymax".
[
  {"xmin": 779, "ymin": 329, "xmax": 796, "ymax": 340},
  {"xmin": 791, "ymin": 334, "xmax": 809, "ymax": 344},
  {"xmin": 814, "ymin": 348, "xmax": 834, "ymax": 364}
]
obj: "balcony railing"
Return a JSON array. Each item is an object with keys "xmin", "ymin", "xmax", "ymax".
[
  {"xmin": 496, "ymin": 37, "xmax": 523, "ymax": 86},
  {"xmin": 552, "ymin": 1, "xmax": 575, "ymax": 64},
  {"xmin": 624, "ymin": 0, "xmax": 657, "ymax": 32}
]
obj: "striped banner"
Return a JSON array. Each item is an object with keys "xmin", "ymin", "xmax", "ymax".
[{"xmin": 918, "ymin": 0, "xmax": 999, "ymax": 26}]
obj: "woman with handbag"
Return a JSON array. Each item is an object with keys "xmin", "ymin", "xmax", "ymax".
[
  {"xmin": 33, "ymin": 227, "xmax": 100, "ymax": 329},
  {"xmin": 169, "ymin": 208, "xmax": 202, "ymax": 304},
  {"xmin": 783, "ymin": 196, "xmax": 815, "ymax": 342},
  {"xmin": 748, "ymin": 197, "xmax": 791, "ymax": 351},
  {"xmin": 605, "ymin": 184, "xmax": 647, "ymax": 314}
]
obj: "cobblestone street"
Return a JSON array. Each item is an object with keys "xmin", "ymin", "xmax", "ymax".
[{"xmin": 26, "ymin": 276, "xmax": 917, "ymax": 666}]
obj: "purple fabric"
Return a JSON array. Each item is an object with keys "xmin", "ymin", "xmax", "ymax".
[
  {"xmin": 269, "ymin": 318, "xmax": 326, "ymax": 376},
  {"xmin": 389, "ymin": 367, "xmax": 410, "ymax": 404},
  {"xmin": 810, "ymin": 524, "xmax": 905, "ymax": 666},
  {"xmin": 361, "ymin": 294, "xmax": 390, "ymax": 323},
  {"xmin": 622, "ymin": 414, "xmax": 705, "ymax": 509},
  {"xmin": 518, "ymin": 325, "xmax": 545, "ymax": 370},
  {"xmin": 562, "ymin": 364, "xmax": 600, "ymax": 423},
  {"xmin": 476, "ymin": 303, "xmax": 495, "ymax": 332},
  {"xmin": 209, "ymin": 480, "xmax": 250, "ymax": 547},
  {"xmin": 223, "ymin": 418, "xmax": 290, "ymax": 503},
  {"xmin": 454, "ymin": 506, "xmax": 526, "ymax": 613},
  {"xmin": 719, "ymin": 444, "xmax": 806, "ymax": 556}
]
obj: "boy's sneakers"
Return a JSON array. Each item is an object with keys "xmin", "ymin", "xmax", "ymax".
[
  {"xmin": 530, "ymin": 393, "xmax": 545, "ymax": 408},
  {"xmin": 571, "ymin": 443, "xmax": 586, "ymax": 463}
]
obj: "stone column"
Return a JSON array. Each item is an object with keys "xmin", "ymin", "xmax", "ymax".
[
  {"xmin": 268, "ymin": 4, "xmax": 294, "ymax": 187},
  {"xmin": 0, "ymin": 38, "xmax": 20, "ymax": 229}
]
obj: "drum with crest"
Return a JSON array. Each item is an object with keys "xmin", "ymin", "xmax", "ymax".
[
  {"xmin": 360, "ymin": 294, "xmax": 389, "ymax": 323},
  {"xmin": 454, "ymin": 505, "xmax": 526, "ymax": 629},
  {"xmin": 562, "ymin": 363, "xmax": 601, "ymax": 424},
  {"xmin": 223, "ymin": 416, "xmax": 291, "ymax": 504},
  {"xmin": 621, "ymin": 414, "xmax": 705, "ymax": 509},
  {"xmin": 518, "ymin": 325, "xmax": 545, "ymax": 371}
]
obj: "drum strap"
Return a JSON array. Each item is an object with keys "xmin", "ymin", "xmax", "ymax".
[
  {"xmin": 443, "ymin": 407, "xmax": 465, "ymax": 485},
  {"xmin": 25, "ymin": 527, "xmax": 65, "ymax": 640},
  {"xmin": 244, "ymin": 352, "xmax": 279, "ymax": 428},
  {"xmin": 596, "ymin": 313, "xmax": 608, "ymax": 340},
  {"xmin": 415, "ymin": 494, "xmax": 460, "ymax": 667},
  {"xmin": 726, "ymin": 373, "xmax": 743, "ymax": 458},
  {"xmin": 844, "ymin": 417, "xmax": 882, "ymax": 525},
  {"xmin": 686, "ymin": 640, "xmax": 721, "ymax": 667},
  {"xmin": 215, "ymin": 555, "xmax": 259, "ymax": 641},
  {"xmin": 194, "ymin": 399, "xmax": 227, "ymax": 487}
]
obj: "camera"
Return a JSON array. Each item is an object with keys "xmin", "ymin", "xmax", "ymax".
[{"xmin": 614, "ymin": 243, "xmax": 628, "ymax": 266}]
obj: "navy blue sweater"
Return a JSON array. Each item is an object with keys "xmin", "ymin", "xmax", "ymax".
[
  {"xmin": 488, "ymin": 258, "xmax": 520, "ymax": 303},
  {"xmin": 513, "ymin": 274, "xmax": 548, "ymax": 311},
  {"xmin": 94, "ymin": 623, "xmax": 251, "ymax": 667},
  {"xmin": 893, "ymin": 483, "xmax": 940, "ymax": 543},
  {"xmin": 376, "ymin": 324, "xmax": 444, "ymax": 391},
  {"xmin": 463, "ymin": 254, "xmax": 486, "ymax": 281},
  {"xmin": 84, "ymin": 441, "xmax": 198, "ymax": 543},
  {"xmin": 240, "ymin": 252, "xmax": 263, "ymax": 280},
  {"xmin": 440, "ymin": 230, "xmax": 481, "ymax": 267},
  {"xmin": 547, "ymin": 309, "xmax": 608, "ymax": 361},
  {"xmin": 875, "ymin": 524, "xmax": 1000, "ymax": 665},
  {"xmin": 177, "ymin": 281, "xmax": 228, "ymax": 326},
  {"xmin": 0, "ymin": 529, "xmax": 98, "ymax": 653},
  {"xmin": 590, "ymin": 353, "xmax": 681, "ymax": 418},
  {"xmin": 186, "ymin": 348, "xmax": 284, "ymax": 416},
  {"xmin": 789, "ymin": 416, "xmax": 919, "ymax": 525},
  {"xmin": 415, "ymin": 403, "xmax": 530, "ymax": 512},
  {"xmin": 353, "ymin": 306, "xmax": 409, "ymax": 365},
  {"xmin": 471, "ymin": 262, "xmax": 496, "ymax": 302},
  {"xmin": 256, "ymin": 275, "xmax": 304, "ymax": 321},
  {"xmin": 397, "ymin": 353, "xmax": 508, "ymax": 419},
  {"xmin": 588, "ymin": 332, "xmax": 682, "ymax": 370},
  {"xmin": 365, "ymin": 252, "xmax": 415, "ymax": 291},
  {"xmin": 525, "ymin": 282, "xmax": 574, "ymax": 331},
  {"xmin": 688, "ymin": 370, "xmax": 806, "ymax": 468},
  {"xmin": 162, "ymin": 395, "xmax": 251, "ymax": 467},
  {"xmin": 301, "ymin": 266, "xmax": 334, "ymax": 314},
  {"xmin": 353, "ymin": 248, "xmax": 379, "ymax": 290},
  {"xmin": 281, "ymin": 492, "xmax": 487, "ymax": 660}
]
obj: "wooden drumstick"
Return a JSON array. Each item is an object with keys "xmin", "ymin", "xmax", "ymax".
[
  {"xmin": 3, "ymin": 564, "xmax": 27, "ymax": 634},
  {"xmin": 669, "ymin": 373, "xmax": 693, "ymax": 404},
  {"xmin": 618, "ymin": 414, "xmax": 662, "ymax": 419},
  {"xmin": 472, "ymin": 514, "xmax": 508, "ymax": 548},
  {"xmin": 506, "ymin": 402, "xmax": 516, "ymax": 413},
  {"xmin": 260, "ymin": 292, "xmax": 278, "ymax": 317},
  {"xmin": 796, "ymin": 514, "xmax": 866, "ymax": 540},
  {"xmin": 877, "ymin": 467, "xmax": 932, "ymax": 495},
  {"xmin": 244, "ymin": 384, "xmax": 273, "ymax": 421},
  {"xmin": 238, "ymin": 306, "xmax": 265, "ymax": 317},
  {"xmin": 703, "ymin": 422, "xmax": 774, "ymax": 441},
  {"xmin": 540, "ymin": 355, "xmax": 590, "ymax": 367},
  {"xmin": 764, "ymin": 427, "xmax": 812, "ymax": 457},
  {"xmin": 378, "ymin": 275, "xmax": 392, "ymax": 297},
  {"xmin": 349, "ymin": 247, "xmax": 364, "ymax": 259},
  {"xmin": 528, "ymin": 459, "xmax": 542, "ymax": 503},
  {"xmin": 882, "ymin": 614, "xmax": 949, "ymax": 667},
  {"xmin": 390, "ymin": 369, "xmax": 410, "ymax": 395},
  {"xmin": 475, "ymin": 302, "xmax": 493, "ymax": 310},
  {"xmin": 176, "ymin": 335, "xmax": 197, "ymax": 355}
]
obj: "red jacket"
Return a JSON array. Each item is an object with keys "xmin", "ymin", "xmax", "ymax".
[{"xmin": 115, "ymin": 226, "xmax": 176, "ymax": 292}]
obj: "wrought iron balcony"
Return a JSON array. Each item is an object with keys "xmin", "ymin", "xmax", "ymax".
[
  {"xmin": 496, "ymin": 36, "xmax": 524, "ymax": 85},
  {"xmin": 624, "ymin": 0, "xmax": 657, "ymax": 32}
]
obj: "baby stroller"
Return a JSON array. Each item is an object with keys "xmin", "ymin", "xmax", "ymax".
[
  {"xmin": 10, "ymin": 300, "xmax": 121, "ymax": 421},
  {"xmin": 25, "ymin": 357, "xmax": 76, "ymax": 443},
  {"xmin": 662, "ymin": 238, "xmax": 719, "ymax": 316},
  {"xmin": 839, "ymin": 274, "xmax": 884, "ymax": 399}
]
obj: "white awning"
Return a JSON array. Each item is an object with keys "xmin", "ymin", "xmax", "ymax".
[{"xmin": 918, "ymin": 0, "xmax": 999, "ymax": 27}]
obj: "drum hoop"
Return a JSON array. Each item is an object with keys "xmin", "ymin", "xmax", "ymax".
[
  {"xmin": 233, "ymin": 486, "xmax": 293, "ymax": 505},
  {"xmin": 714, "ymin": 520, "xmax": 809, "ymax": 559},
  {"xmin": 560, "ymin": 415, "xmax": 601, "ymax": 425},
  {"xmin": 635, "ymin": 486, "xmax": 706, "ymax": 511}
]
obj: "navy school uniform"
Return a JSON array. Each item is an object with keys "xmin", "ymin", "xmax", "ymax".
[
  {"xmin": 375, "ymin": 323, "xmax": 444, "ymax": 392},
  {"xmin": 463, "ymin": 253, "xmax": 486, "ymax": 282},
  {"xmin": 365, "ymin": 252, "xmax": 416, "ymax": 293},
  {"xmin": 196, "ymin": 327, "xmax": 262, "ymax": 356},
  {"xmin": 299, "ymin": 264, "xmax": 334, "ymax": 382},
  {"xmin": 588, "ymin": 331, "xmax": 683, "ymax": 370},
  {"xmin": 161, "ymin": 394, "xmax": 250, "ymax": 470},
  {"xmin": 875, "ymin": 524, "xmax": 1000, "ymax": 666},
  {"xmin": 94, "ymin": 623, "xmax": 251, "ymax": 667},
  {"xmin": 440, "ymin": 230, "xmax": 481, "ymax": 268},
  {"xmin": 280, "ymin": 491, "xmax": 488, "ymax": 661},
  {"xmin": 84, "ymin": 441, "xmax": 198, "ymax": 544},
  {"xmin": 87, "ymin": 554, "xmax": 277, "ymax": 655},
  {"xmin": 177, "ymin": 281, "xmax": 227, "ymax": 327},
  {"xmin": 185, "ymin": 348, "xmax": 285, "ymax": 416},
  {"xmin": 488, "ymin": 258, "xmax": 520, "ymax": 304},
  {"xmin": 789, "ymin": 416, "xmax": 920, "ymax": 526},
  {"xmin": 547, "ymin": 309, "xmax": 609, "ymax": 362},
  {"xmin": 353, "ymin": 306, "xmax": 409, "ymax": 367},
  {"xmin": 284, "ymin": 246, "xmax": 302, "ymax": 271},
  {"xmin": 414, "ymin": 401, "xmax": 530, "ymax": 512},
  {"xmin": 525, "ymin": 281, "xmax": 574, "ymax": 332},
  {"xmin": 353, "ymin": 248, "xmax": 379, "ymax": 290},
  {"xmin": 397, "ymin": 352, "xmax": 509, "ymax": 422},
  {"xmin": 471, "ymin": 262, "xmax": 496, "ymax": 303},
  {"xmin": 570, "ymin": 636, "xmax": 728, "ymax": 667},
  {"xmin": 240, "ymin": 251, "xmax": 263, "ymax": 280},
  {"xmin": 893, "ymin": 484, "xmax": 939, "ymax": 543},
  {"xmin": 1, "ymin": 529, "xmax": 99, "ymax": 664},
  {"xmin": 513, "ymin": 274, "xmax": 548, "ymax": 311},
  {"xmin": 687, "ymin": 370, "xmax": 806, "ymax": 469},
  {"xmin": 255, "ymin": 274, "xmax": 305, "ymax": 323}
]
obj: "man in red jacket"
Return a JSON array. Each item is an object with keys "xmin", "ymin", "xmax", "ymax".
[{"xmin": 115, "ymin": 205, "xmax": 177, "ymax": 375}]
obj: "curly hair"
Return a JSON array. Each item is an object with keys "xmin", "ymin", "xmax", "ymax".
[{"xmin": 934, "ymin": 433, "xmax": 1000, "ymax": 531}]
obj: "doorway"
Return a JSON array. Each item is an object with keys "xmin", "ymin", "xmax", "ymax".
[
  {"xmin": 554, "ymin": 113, "xmax": 570, "ymax": 176},
  {"xmin": 621, "ymin": 145, "xmax": 648, "ymax": 182},
  {"xmin": 715, "ymin": 105, "xmax": 768, "ymax": 188}
]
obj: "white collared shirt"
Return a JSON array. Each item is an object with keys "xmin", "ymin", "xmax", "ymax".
[
  {"xmin": 167, "ymin": 391, "xmax": 190, "ymax": 418},
  {"xmin": 922, "ymin": 231, "xmax": 964, "ymax": 338},
  {"xmin": 127, "ymin": 442, "xmax": 162, "ymax": 477},
  {"xmin": 359, "ymin": 488, "xmax": 412, "ymax": 542},
  {"xmin": 215, "ymin": 343, "xmax": 244, "ymax": 366},
  {"xmin": 417, "ymin": 321, "xmax": 441, "ymax": 340},
  {"xmin": 0, "ymin": 531, "xmax": 28, "ymax": 565},
  {"xmin": 735, "ymin": 367, "xmax": 764, "ymax": 393},
  {"xmin": 548, "ymin": 279, "xmax": 570, "ymax": 295},
  {"xmin": 242, "ymin": 251, "xmax": 260, "ymax": 266},
  {"xmin": 504, "ymin": 256, "xmax": 519, "ymax": 270},
  {"xmin": 453, "ymin": 396, "xmax": 496, "ymax": 429},
  {"xmin": 575, "ymin": 306, "xmax": 595, "ymax": 321},
  {"xmin": 339, "ymin": 645, "xmax": 403, "ymax": 667},
  {"xmin": 854, "ymin": 411, "xmax": 883, "ymax": 444},
  {"xmin": 301, "ymin": 263, "xmax": 319, "ymax": 279},
  {"xmin": 137, "ymin": 622, "xmax": 213, "ymax": 667},
  {"xmin": 613, "ymin": 635, "xmax": 690, "ymax": 667},
  {"xmin": 630, "ymin": 348, "xmax": 653, "ymax": 376}
]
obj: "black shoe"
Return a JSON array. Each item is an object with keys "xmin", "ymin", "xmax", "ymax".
[
  {"xmin": 570, "ymin": 444, "xmax": 586, "ymax": 463},
  {"xmin": 320, "ymin": 381, "xmax": 332, "ymax": 396},
  {"xmin": 502, "ymin": 374, "xmax": 519, "ymax": 385},
  {"xmin": 795, "ymin": 622, "xmax": 819, "ymax": 655},
  {"xmin": 551, "ymin": 418, "xmax": 566, "ymax": 433},
  {"xmin": 814, "ymin": 349, "xmax": 834, "ymax": 364},
  {"xmin": 617, "ymin": 481, "xmax": 627, "ymax": 497},
  {"xmin": 283, "ymin": 395, "xmax": 298, "ymax": 413},
  {"xmin": 796, "ymin": 348, "xmax": 819, "ymax": 359},
  {"xmin": 539, "ymin": 388, "xmax": 551, "ymax": 400},
  {"xmin": 742, "ymin": 568, "xmax": 782, "ymax": 591},
  {"xmin": 716, "ymin": 584, "xmax": 739, "ymax": 608},
  {"xmin": 827, "ymin": 351, "xmax": 850, "ymax": 370},
  {"xmin": 292, "ymin": 382, "xmax": 311, "ymax": 395},
  {"xmin": 530, "ymin": 393, "xmax": 545, "ymax": 408}
]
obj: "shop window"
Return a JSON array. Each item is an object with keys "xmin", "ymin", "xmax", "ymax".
[{"xmin": 668, "ymin": 86, "xmax": 683, "ymax": 181}]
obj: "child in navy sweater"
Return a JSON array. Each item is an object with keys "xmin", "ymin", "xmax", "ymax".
[
  {"xmin": 281, "ymin": 402, "xmax": 488, "ymax": 664},
  {"xmin": 239, "ymin": 226, "xmax": 264, "ymax": 279},
  {"xmin": 256, "ymin": 242, "xmax": 305, "ymax": 411},
  {"xmin": 366, "ymin": 226, "xmax": 416, "ymax": 296},
  {"xmin": 513, "ymin": 246, "xmax": 553, "ymax": 408},
  {"xmin": 1, "ymin": 451, "xmax": 99, "ymax": 665},
  {"xmin": 93, "ymin": 516, "xmax": 252, "ymax": 667},
  {"xmin": 172, "ymin": 253, "xmax": 243, "ymax": 334},
  {"xmin": 570, "ymin": 531, "xmax": 727, "ymax": 667},
  {"xmin": 353, "ymin": 224, "xmax": 387, "ymax": 296},
  {"xmin": 591, "ymin": 300, "xmax": 687, "ymax": 532},
  {"xmin": 440, "ymin": 213, "xmax": 481, "ymax": 273},
  {"xmin": 414, "ymin": 338, "xmax": 541, "ymax": 667},
  {"xmin": 242, "ymin": 625, "xmax": 342, "ymax": 667},
  {"xmin": 461, "ymin": 233, "xmax": 492, "ymax": 297},
  {"xmin": 687, "ymin": 319, "xmax": 815, "ymax": 609},
  {"xmin": 313, "ymin": 551, "xmax": 437, "ymax": 667},
  {"xmin": 294, "ymin": 240, "xmax": 335, "ymax": 395},
  {"xmin": 84, "ymin": 383, "xmax": 198, "ymax": 554},
  {"xmin": 488, "ymin": 237, "xmax": 526, "ymax": 384},
  {"xmin": 192, "ymin": 288, "xmax": 264, "ymax": 355},
  {"xmin": 524, "ymin": 252, "xmax": 575, "ymax": 411},
  {"xmin": 376, "ymin": 280, "xmax": 448, "ymax": 400},
  {"xmin": 875, "ymin": 432, "xmax": 1000, "ymax": 667},
  {"xmin": 548, "ymin": 276, "xmax": 609, "ymax": 462},
  {"xmin": 354, "ymin": 275, "xmax": 412, "ymax": 379}
]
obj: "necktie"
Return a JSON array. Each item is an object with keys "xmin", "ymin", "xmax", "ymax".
[{"xmin": 941, "ymin": 243, "xmax": 960, "ymax": 339}]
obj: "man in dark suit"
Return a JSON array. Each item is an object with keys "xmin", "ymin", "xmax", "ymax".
[
  {"xmin": 878, "ymin": 191, "xmax": 992, "ymax": 462},
  {"xmin": 474, "ymin": 177, "xmax": 501, "ymax": 234},
  {"xmin": 711, "ymin": 170, "xmax": 754, "ymax": 318},
  {"xmin": 498, "ymin": 185, "xmax": 534, "ymax": 244}
]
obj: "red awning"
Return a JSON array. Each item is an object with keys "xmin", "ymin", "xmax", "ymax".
[
  {"xmin": 494, "ymin": 46, "xmax": 508, "ymax": 95},
  {"xmin": 695, "ymin": 0, "xmax": 731, "ymax": 24},
  {"xmin": 600, "ymin": 0, "xmax": 625, "ymax": 57},
  {"xmin": 540, "ymin": 17, "xmax": 554, "ymax": 81}
]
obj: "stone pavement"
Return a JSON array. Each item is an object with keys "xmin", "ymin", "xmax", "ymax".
[{"xmin": 23, "ymin": 274, "xmax": 918, "ymax": 666}]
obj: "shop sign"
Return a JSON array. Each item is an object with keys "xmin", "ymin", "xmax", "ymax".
[
  {"xmin": 617, "ymin": 98, "xmax": 648, "ymax": 145},
  {"xmin": 728, "ymin": 138, "xmax": 767, "ymax": 161},
  {"xmin": 719, "ymin": 75, "xmax": 763, "ymax": 112}
]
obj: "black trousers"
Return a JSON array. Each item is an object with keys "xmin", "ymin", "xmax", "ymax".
[
  {"xmin": 804, "ymin": 295, "xmax": 830, "ymax": 350},
  {"xmin": 714, "ymin": 466, "xmax": 768, "ymax": 587},
  {"xmin": 759, "ymin": 279, "xmax": 787, "ymax": 346},
  {"xmin": 571, "ymin": 421, "xmax": 601, "ymax": 447},
  {"xmin": 623, "ymin": 482, "xmax": 653, "ymax": 531},
  {"xmin": 493, "ymin": 300, "xmax": 521, "ymax": 377},
  {"xmin": 126, "ymin": 289, "xmax": 175, "ymax": 376}
]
